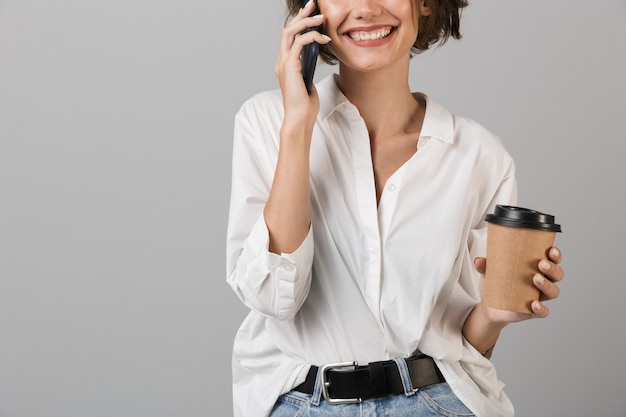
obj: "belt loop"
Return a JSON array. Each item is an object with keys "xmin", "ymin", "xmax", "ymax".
[
  {"xmin": 311, "ymin": 366, "xmax": 324, "ymax": 406},
  {"xmin": 392, "ymin": 357, "xmax": 416, "ymax": 397}
]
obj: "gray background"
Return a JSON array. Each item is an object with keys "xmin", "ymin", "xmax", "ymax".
[{"xmin": 1, "ymin": 0, "xmax": 624, "ymax": 416}]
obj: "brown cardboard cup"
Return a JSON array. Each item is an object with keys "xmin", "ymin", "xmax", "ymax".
[{"xmin": 483, "ymin": 206, "xmax": 562, "ymax": 313}]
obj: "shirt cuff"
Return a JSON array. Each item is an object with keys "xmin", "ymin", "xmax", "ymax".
[{"xmin": 241, "ymin": 215, "xmax": 314, "ymax": 319}]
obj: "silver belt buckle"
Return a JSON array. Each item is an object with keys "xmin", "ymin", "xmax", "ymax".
[{"xmin": 320, "ymin": 361, "xmax": 362, "ymax": 404}]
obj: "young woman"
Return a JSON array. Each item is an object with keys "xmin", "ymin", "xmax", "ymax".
[{"xmin": 226, "ymin": 0, "xmax": 564, "ymax": 416}]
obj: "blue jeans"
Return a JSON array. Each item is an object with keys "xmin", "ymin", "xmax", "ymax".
[{"xmin": 269, "ymin": 358, "xmax": 475, "ymax": 417}]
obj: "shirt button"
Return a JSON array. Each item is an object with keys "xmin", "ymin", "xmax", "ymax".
[
  {"xmin": 387, "ymin": 183, "xmax": 397, "ymax": 192},
  {"xmin": 282, "ymin": 264, "xmax": 295, "ymax": 273}
]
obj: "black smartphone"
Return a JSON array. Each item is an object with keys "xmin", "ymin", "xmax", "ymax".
[{"xmin": 301, "ymin": 1, "xmax": 320, "ymax": 94}]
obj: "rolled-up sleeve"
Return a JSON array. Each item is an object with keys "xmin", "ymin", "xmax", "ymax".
[{"xmin": 226, "ymin": 94, "xmax": 314, "ymax": 320}]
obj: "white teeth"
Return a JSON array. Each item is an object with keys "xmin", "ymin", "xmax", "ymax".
[{"xmin": 348, "ymin": 27, "xmax": 392, "ymax": 41}]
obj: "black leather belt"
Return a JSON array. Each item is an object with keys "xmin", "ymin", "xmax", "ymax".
[{"xmin": 293, "ymin": 353, "xmax": 445, "ymax": 404}]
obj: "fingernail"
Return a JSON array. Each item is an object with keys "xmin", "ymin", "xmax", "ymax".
[
  {"xmin": 534, "ymin": 274, "xmax": 545, "ymax": 285},
  {"xmin": 304, "ymin": 0, "xmax": 313, "ymax": 8},
  {"xmin": 551, "ymin": 247, "xmax": 560, "ymax": 258},
  {"xmin": 540, "ymin": 260, "xmax": 550, "ymax": 271},
  {"xmin": 532, "ymin": 301, "xmax": 542, "ymax": 312},
  {"xmin": 312, "ymin": 14, "xmax": 324, "ymax": 19},
  {"xmin": 322, "ymin": 34, "xmax": 332, "ymax": 41}
]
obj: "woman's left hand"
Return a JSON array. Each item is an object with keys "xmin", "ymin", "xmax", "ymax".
[{"xmin": 474, "ymin": 246, "xmax": 565, "ymax": 324}]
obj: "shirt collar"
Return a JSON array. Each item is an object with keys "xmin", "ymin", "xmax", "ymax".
[
  {"xmin": 317, "ymin": 74, "xmax": 455, "ymax": 145},
  {"xmin": 317, "ymin": 74, "xmax": 352, "ymax": 120},
  {"xmin": 415, "ymin": 93, "xmax": 455, "ymax": 144}
]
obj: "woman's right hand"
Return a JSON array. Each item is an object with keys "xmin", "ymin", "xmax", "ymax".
[
  {"xmin": 275, "ymin": 1, "xmax": 331, "ymax": 134},
  {"xmin": 265, "ymin": 1, "xmax": 330, "ymax": 254}
]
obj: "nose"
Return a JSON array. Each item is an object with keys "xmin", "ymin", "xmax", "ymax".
[{"xmin": 351, "ymin": 0, "xmax": 382, "ymax": 19}]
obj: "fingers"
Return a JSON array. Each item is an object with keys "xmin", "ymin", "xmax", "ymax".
[
  {"xmin": 538, "ymin": 254, "xmax": 564, "ymax": 283},
  {"xmin": 280, "ymin": 2, "xmax": 326, "ymax": 56},
  {"xmin": 290, "ymin": 30, "xmax": 330, "ymax": 61},
  {"xmin": 280, "ymin": 16, "xmax": 326, "ymax": 57},
  {"xmin": 548, "ymin": 246, "xmax": 562, "ymax": 264},
  {"xmin": 276, "ymin": 2, "xmax": 330, "ymax": 91},
  {"xmin": 529, "ymin": 247, "xmax": 564, "ymax": 319},
  {"xmin": 533, "ymin": 272, "xmax": 560, "ymax": 301},
  {"xmin": 530, "ymin": 300, "xmax": 550, "ymax": 318},
  {"xmin": 531, "ymin": 247, "xmax": 564, "ymax": 307}
]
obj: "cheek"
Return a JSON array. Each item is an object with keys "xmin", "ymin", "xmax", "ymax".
[
  {"xmin": 319, "ymin": 13, "xmax": 340, "ymax": 37},
  {"xmin": 408, "ymin": 10, "xmax": 420, "ymax": 39},
  {"xmin": 316, "ymin": 0, "xmax": 342, "ymax": 30},
  {"xmin": 406, "ymin": 1, "xmax": 420, "ymax": 31}
]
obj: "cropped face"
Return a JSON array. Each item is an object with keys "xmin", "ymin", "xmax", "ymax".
[{"xmin": 317, "ymin": 0, "xmax": 431, "ymax": 72}]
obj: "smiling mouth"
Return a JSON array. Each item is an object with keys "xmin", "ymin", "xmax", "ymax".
[{"xmin": 347, "ymin": 26, "xmax": 394, "ymax": 41}]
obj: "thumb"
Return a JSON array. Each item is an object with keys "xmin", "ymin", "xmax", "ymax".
[{"xmin": 474, "ymin": 257, "xmax": 487, "ymax": 274}]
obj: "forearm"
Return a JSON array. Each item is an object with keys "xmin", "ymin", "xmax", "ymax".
[
  {"xmin": 462, "ymin": 303, "xmax": 508, "ymax": 359},
  {"xmin": 264, "ymin": 125, "xmax": 312, "ymax": 254}
]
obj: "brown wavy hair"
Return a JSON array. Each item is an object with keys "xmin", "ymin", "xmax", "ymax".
[{"xmin": 285, "ymin": 0, "xmax": 469, "ymax": 64}]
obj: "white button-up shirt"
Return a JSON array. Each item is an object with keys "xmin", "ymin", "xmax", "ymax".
[{"xmin": 227, "ymin": 75, "xmax": 517, "ymax": 417}]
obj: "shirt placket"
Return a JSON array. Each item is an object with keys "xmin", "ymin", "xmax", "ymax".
[{"xmin": 345, "ymin": 110, "xmax": 384, "ymax": 326}]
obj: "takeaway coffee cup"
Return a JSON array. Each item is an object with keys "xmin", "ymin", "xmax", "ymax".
[{"xmin": 483, "ymin": 205, "xmax": 562, "ymax": 313}]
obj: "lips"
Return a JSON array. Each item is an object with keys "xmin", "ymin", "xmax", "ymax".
[{"xmin": 346, "ymin": 26, "xmax": 394, "ymax": 42}]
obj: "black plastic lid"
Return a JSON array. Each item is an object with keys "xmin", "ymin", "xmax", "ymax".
[{"xmin": 485, "ymin": 205, "xmax": 562, "ymax": 232}]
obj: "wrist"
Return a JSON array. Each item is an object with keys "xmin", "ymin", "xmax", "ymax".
[
  {"xmin": 281, "ymin": 119, "xmax": 315, "ymax": 143},
  {"xmin": 462, "ymin": 303, "xmax": 507, "ymax": 357},
  {"xmin": 473, "ymin": 302, "xmax": 510, "ymax": 330}
]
